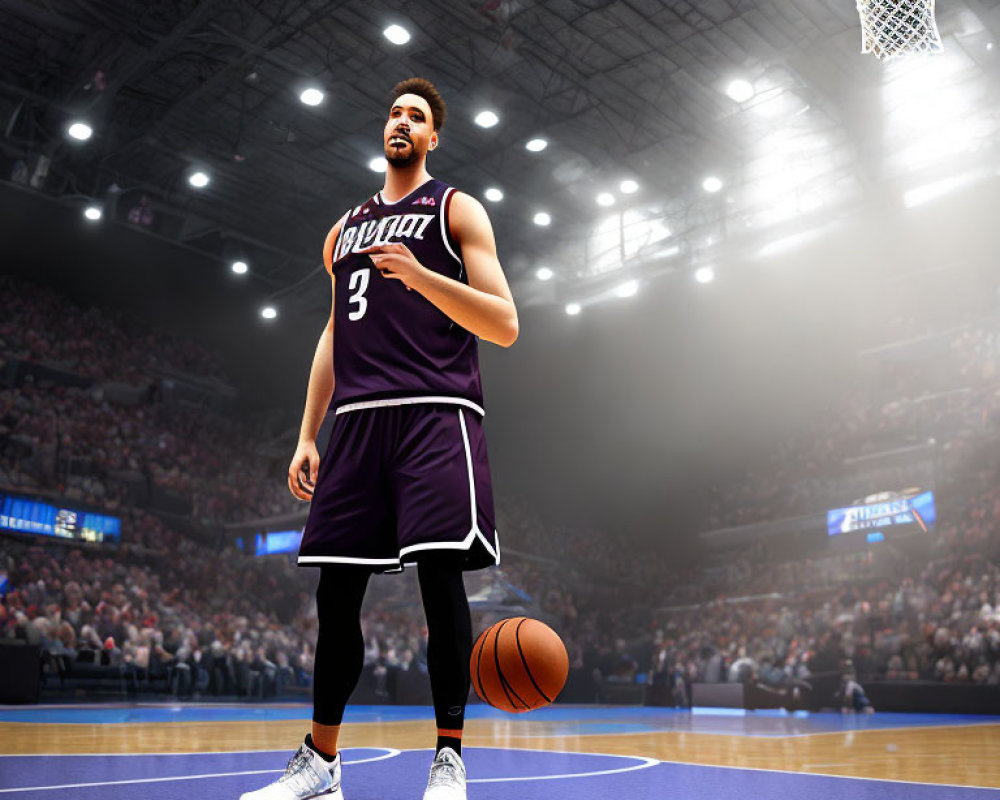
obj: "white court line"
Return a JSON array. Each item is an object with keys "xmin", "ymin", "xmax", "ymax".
[
  {"xmin": 469, "ymin": 757, "xmax": 659, "ymax": 783},
  {"xmin": 402, "ymin": 747, "xmax": 660, "ymax": 783},
  {"xmin": 646, "ymin": 753, "xmax": 1000, "ymax": 792},
  {"xmin": 0, "ymin": 749, "xmax": 400, "ymax": 794}
]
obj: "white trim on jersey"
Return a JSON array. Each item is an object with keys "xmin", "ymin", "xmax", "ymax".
[
  {"xmin": 335, "ymin": 395, "xmax": 485, "ymax": 417},
  {"xmin": 398, "ymin": 408, "xmax": 499, "ymax": 564},
  {"xmin": 298, "ymin": 555, "xmax": 401, "ymax": 566},
  {"xmin": 440, "ymin": 187, "xmax": 462, "ymax": 267}
]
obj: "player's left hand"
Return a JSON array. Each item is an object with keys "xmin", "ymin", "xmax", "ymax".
[{"xmin": 358, "ymin": 243, "xmax": 428, "ymax": 292}]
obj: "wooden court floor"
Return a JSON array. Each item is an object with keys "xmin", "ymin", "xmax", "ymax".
[{"xmin": 1, "ymin": 705, "xmax": 997, "ymax": 789}]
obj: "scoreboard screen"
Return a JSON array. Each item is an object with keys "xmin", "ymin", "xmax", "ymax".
[
  {"xmin": 827, "ymin": 490, "xmax": 935, "ymax": 537},
  {"xmin": 0, "ymin": 493, "xmax": 121, "ymax": 544}
]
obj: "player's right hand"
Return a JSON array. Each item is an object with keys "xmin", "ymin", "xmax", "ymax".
[{"xmin": 288, "ymin": 440, "xmax": 320, "ymax": 502}]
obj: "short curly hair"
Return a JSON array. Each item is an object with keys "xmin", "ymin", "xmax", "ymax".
[{"xmin": 391, "ymin": 77, "xmax": 447, "ymax": 131}]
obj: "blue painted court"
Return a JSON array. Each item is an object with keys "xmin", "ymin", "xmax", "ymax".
[
  {"xmin": 2, "ymin": 704, "xmax": 997, "ymax": 798},
  {"xmin": 1, "ymin": 746, "xmax": 994, "ymax": 799}
]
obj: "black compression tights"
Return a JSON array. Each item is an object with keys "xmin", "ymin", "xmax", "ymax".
[
  {"xmin": 312, "ymin": 565, "xmax": 370, "ymax": 726},
  {"xmin": 311, "ymin": 557, "xmax": 473, "ymax": 731}
]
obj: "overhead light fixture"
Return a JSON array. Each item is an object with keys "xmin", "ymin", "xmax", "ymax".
[
  {"xmin": 525, "ymin": 138, "xmax": 548, "ymax": 152},
  {"xmin": 536, "ymin": 267, "xmax": 554, "ymax": 281},
  {"xmin": 619, "ymin": 179, "xmax": 638, "ymax": 194},
  {"xmin": 261, "ymin": 306, "xmax": 277, "ymax": 320},
  {"xmin": 368, "ymin": 157, "xmax": 388, "ymax": 173},
  {"xmin": 188, "ymin": 171, "xmax": 210, "ymax": 188},
  {"xmin": 533, "ymin": 211, "xmax": 551, "ymax": 226},
  {"xmin": 67, "ymin": 122, "xmax": 93, "ymax": 142},
  {"xmin": 565, "ymin": 302, "xmax": 582, "ymax": 316},
  {"xmin": 383, "ymin": 24, "xmax": 411, "ymax": 45},
  {"xmin": 726, "ymin": 79, "xmax": 755, "ymax": 103},
  {"xmin": 474, "ymin": 110, "xmax": 499, "ymax": 128},
  {"xmin": 616, "ymin": 280, "xmax": 639, "ymax": 298},
  {"xmin": 232, "ymin": 261, "xmax": 248, "ymax": 275},
  {"xmin": 702, "ymin": 176, "xmax": 723, "ymax": 193},
  {"xmin": 596, "ymin": 192, "xmax": 615, "ymax": 207},
  {"xmin": 695, "ymin": 266, "xmax": 715, "ymax": 284},
  {"xmin": 484, "ymin": 187, "xmax": 503, "ymax": 202},
  {"xmin": 83, "ymin": 205, "xmax": 102, "ymax": 221},
  {"xmin": 299, "ymin": 87, "xmax": 324, "ymax": 106}
]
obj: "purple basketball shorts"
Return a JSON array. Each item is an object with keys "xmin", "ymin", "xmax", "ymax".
[{"xmin": 298, "ymin": 402, "xmax": 499, "ymax": 573}]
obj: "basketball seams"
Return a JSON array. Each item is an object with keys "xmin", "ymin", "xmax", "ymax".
[
  {"xmin": 514, "ymin": 618, "xmax": 553, "ymax": 704},
  {"xmin": 473, "ymin": 629, "xmax": 491, "ymax": 707},
  {"xmin": 492, "ymin": 620, "xmax": 526, "ymax": 711}
]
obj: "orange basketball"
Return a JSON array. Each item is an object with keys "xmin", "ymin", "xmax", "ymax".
[{"xmin": 470, "ymin": 617, "xmax": 568, "ymax": 713}]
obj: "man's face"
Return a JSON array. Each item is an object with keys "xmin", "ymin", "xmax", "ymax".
[{"xmin": 384, "ymin": 93, "xmax": 437, "ymax": 167}]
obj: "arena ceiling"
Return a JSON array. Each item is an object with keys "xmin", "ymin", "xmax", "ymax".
[{"xmin": 2, "ymin": 0, "xmax": 999, "ymax": 318}]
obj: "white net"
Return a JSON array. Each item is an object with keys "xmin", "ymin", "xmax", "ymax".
[{"xmin": 856, "ymin": 0, "xmax": 944, "ymax": 60}]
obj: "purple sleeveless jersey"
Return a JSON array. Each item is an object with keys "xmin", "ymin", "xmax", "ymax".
[{"xmin": 328, "ymin": 178, "xmax": 484, "ymax": 416}]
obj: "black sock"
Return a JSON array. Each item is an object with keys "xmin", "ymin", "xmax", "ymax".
[
  {"xmin": 305, "ymin": 733, "xmax": 337, "ymax": 762},
  {"xmin": 436, "ymin": 735, "xmax": 462, "ymax": 757}
]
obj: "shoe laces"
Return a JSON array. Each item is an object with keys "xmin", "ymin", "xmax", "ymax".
[
  {"xmin": 280, "ymin": 748, "xmax": 319, "ymax": 794},
  {"xmin": 428, "ymin": 751, "xmax": 463, "ymax": 788}
]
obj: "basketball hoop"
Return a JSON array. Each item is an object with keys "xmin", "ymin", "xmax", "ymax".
[{"xmin": 856, "ymin": 0, "xmax": 944, "ymax": 60}]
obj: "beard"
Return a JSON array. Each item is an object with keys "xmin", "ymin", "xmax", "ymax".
[{"xmin": 385, "ymin": 142, "xmax": 419, "ymax": 167}]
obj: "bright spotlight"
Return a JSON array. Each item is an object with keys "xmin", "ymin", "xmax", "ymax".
[
  {"xmin": 565, "ymin": 302, "xmax": 582, "ymax": 316},
  {"xmin": 596, "ymin": 192, "xmax": 615, "ymax": 207},
  {"xmin": 726, "ymin": 79, "xmax": 755, "ymax": 103},
  {"xmin": 616, "ymin": 280, "xmax": 639, "ymax": 298},
  {"xmin": 188, "ymin": 171, "xmax": 210, "ymax": 188},
  {"xmin": 368, "ymin": 157, "xmax": 388, "ymax": 173},
  {"xmin": 299, "ymin": 87, "xmax": 324, "ymax": 106},
  {"xmin": 67, "ymin": 122, "xmax": 93, "ymax": 141},
  {"xmin": 533, "ymin": 211, "xmax": 551, "ymax": 226},
  {"xmin": 702, "ymin": 176, "xmax": 723, "ymax": 193},
  {"xmin": 383, "ymin": 24, "xmax": 411, "ymax": 45},
  {"xmin": 232, "ymin": 261, "xmax": 248, "ymax": 275},
  {"xmin": 695, "ymin": 266, "xmax": 715, "ymax": 284},
  {"xmin": 619, "ymin": 179, "xmax": 638, "ymax": 194},
  {"xmin": 525, "ymin": 138, "xmax": 548, "ymax": 152},
  {"xmin": 83, "ymin": 205, "xmax": 102, "ymax": 221},
  {"xmin": 261, "ymin": 306, "xmax": 277, "ymax": 320},
  {"xmin": 536, "ymin": 267, "xmax": 554, "ymax": 281},
  {"xmin": 484, "ymin": 187, "xmax": 504, "ymax": 202},
  {"xmin": 474, "ymin": 110, "xmax": 499, "ymax": 128}
]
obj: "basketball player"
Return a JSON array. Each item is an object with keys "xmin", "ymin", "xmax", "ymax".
[{"xmin": 240, "ymin": 78, "xmax": 517, "ymax": 800}]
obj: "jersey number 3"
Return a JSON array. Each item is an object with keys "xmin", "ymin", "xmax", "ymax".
[{"xmin": 347, "ymin": 268, "xmax": 370, "ymax": 321}]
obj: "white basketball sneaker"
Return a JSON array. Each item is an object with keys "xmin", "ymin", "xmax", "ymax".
[
  {"xmin": 422, "ymin": 747, "xmax": 466, "ymax": 800},
  {"xmin": 240, "ymin": 734, "xmax": 343, "ymax": 800}
]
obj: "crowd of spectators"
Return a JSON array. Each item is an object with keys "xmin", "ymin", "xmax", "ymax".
[
  {"xmin": 0, "ymin": 276, "xmax": 229, "ymax": 386},
  {"xmin": 0, "ymin": 507, "xmax": 316, "ymax": 697},
  {"xmin": 0, "ymin": 381, "xmax": 295, "ymax": 522}
]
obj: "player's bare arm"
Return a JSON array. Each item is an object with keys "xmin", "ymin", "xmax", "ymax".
[
  {"xmin": 360, "ymin": 193, "xmax": 518, "ymax": 348},
  {"xmin": 287, "ymin": 216, "xmax": 344, "ymax": 502}
]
